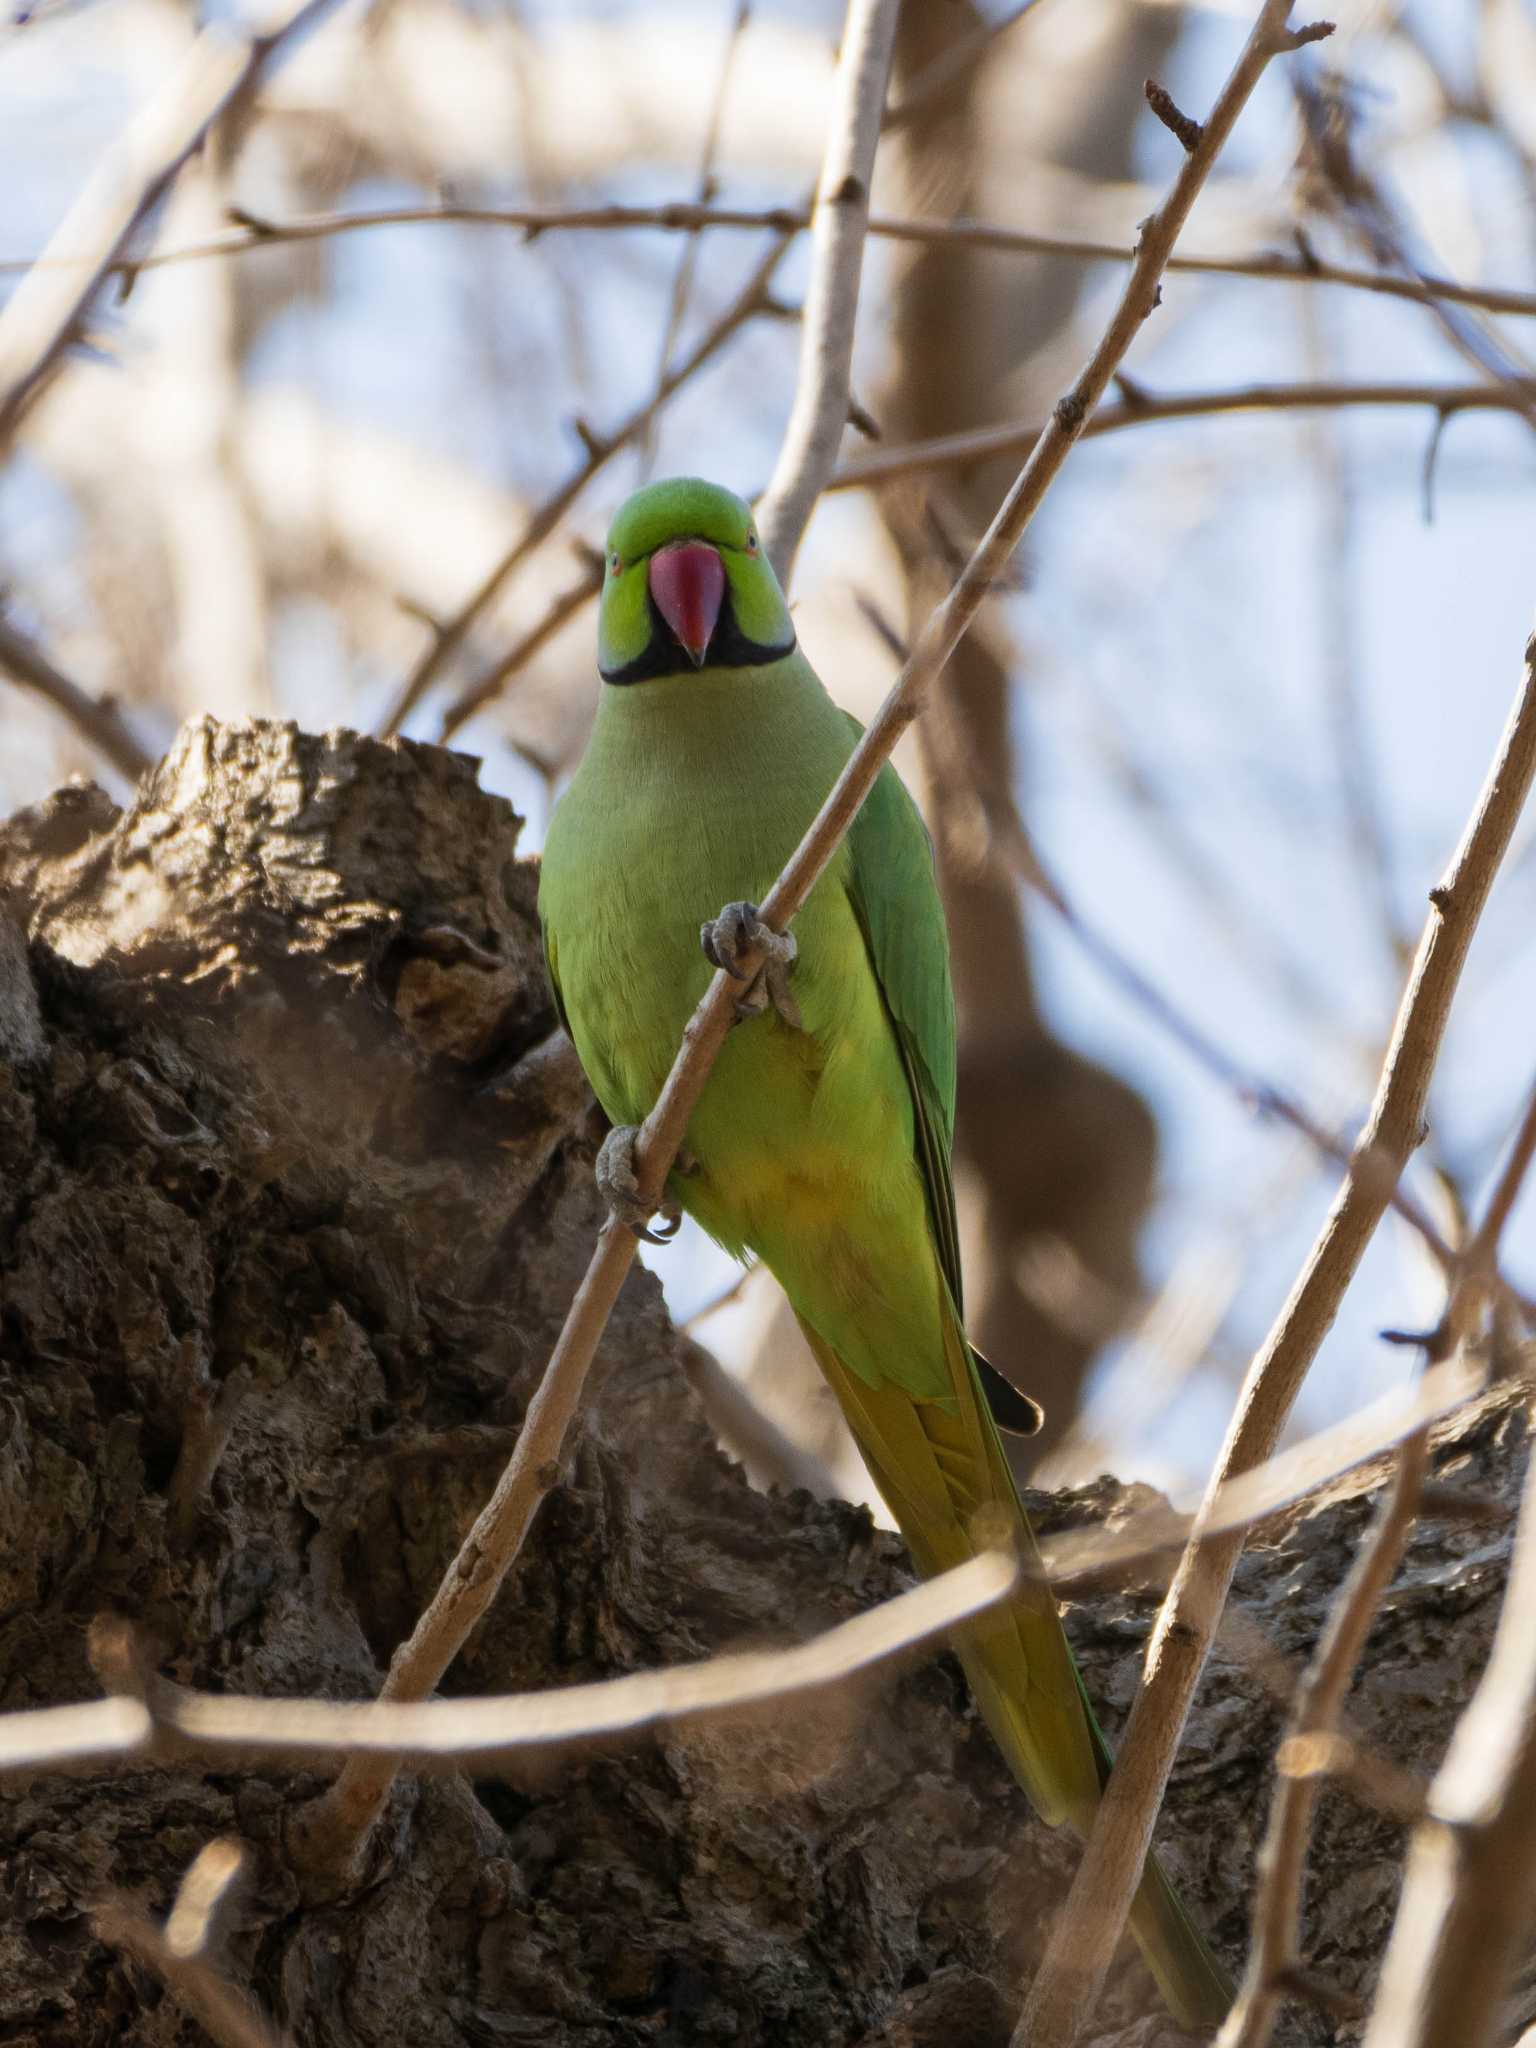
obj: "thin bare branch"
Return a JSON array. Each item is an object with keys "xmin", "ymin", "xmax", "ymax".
[
  {"xmin": 289, "ymin": 0, "xmax": 1290, "ymax": 1888},
  {"xmin": 756, "ymin": 0, "xmax": 901, "ymax": 582},
  {"xmin": 638, "ymin": 0, "xmax": 753, "ymax": 479},
  {"xmin": 377, "ymin": 234, "xmax": 790, "ymax": 739},
  {"xmin": 3, "ymin": 1361, "xmax": 1509, "ymax": 1786},
  {"xmin": 94, "ymin": 1845, "xmax": 291, "ymax": 2048},
  {"xmin": 0, "ymin": 614, "xmax": 153, "ymax": 782},
  {"xmin": 0, "ymin": 1553, "xmax": 1014, "ymax": 1776},
  {"xmin": 163, "ymin": 1839, "xmax": 246, "ymax": 1960},
  {"xmin": 831, "ymin": 379, "xmax": 1536, "ymax": 491},
  {"xmin": 677, "ymin": 1332, "xmax": 842, "ymax": 1497},
  {"xmin": 437, "ymin": 559, "xmax": 603, "ymax": 743},
  {"xmin": 1362, "ymin": 1396, "xmax": 1536, "ymax": 2047},
  {"xmin": 1225, "ymin": 1073, "xmax": 1536, "ymax": 2048},
  {"xmin": 882, "ymin": 0, "xmax": 1047, "ymax": 130},
  {"xmin": 0, "ymin": 0, "xmax": 341, "ymax": 453},
  {"xmin": 1221, "ymin": 1429, "xmax": 1430, "ymax": 2047},
  {"xmin": 56, "ymin": 202, "xmax": 1536, "ymax": 323},
  {"xmin": 0, "ymin": 1696, "xmax": 152, "ymax": 1772},
  {"xmin": 1016, "ymin": 622, "xmax": 1536, "ymax": 2046}
]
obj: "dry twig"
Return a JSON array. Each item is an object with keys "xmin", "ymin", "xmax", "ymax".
[
  {"xmin": 94, "ymin": 1843, "xmax": 291, "ymax": 2048},
  {"xmin": 0, "ymin": 614, "xmax": 153, "ymax": 783},
  {"xmin": 1356, "ymin": 1087, "xmax": 1536, "ymax": 2048},
  {"xmin": 0, "ymin": 1357, "xmax": 1510, "ymax": 1790},
  {"xmin": 437, "ymin": 557, "xmax": 604, "ymax": 742},
  {"xmin": 832, "ymin": 378, "xmax": 1536, "ymax": 491},
  {"xmin": 57, "ymin": 202, "xmax": 1536, "ymax": 324},
  {"xmin": 1016, "ymin": 617, "xmax": 1536, "ymax": 2044},
  {"xmin": 755, "ymin": 0, "xmax": 901, "ymax": 582},
  {"xmin": 0, "ymin": 0, "xmax": 340, "ymax": 453}
]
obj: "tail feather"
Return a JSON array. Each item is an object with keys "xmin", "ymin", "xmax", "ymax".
[{"xmin": 792, "ymin": 1308, "xmax": 1233, "ymax": 2031}]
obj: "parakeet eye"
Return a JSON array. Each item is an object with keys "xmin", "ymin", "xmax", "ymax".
[
  {"xmin": 745, "ymin": 531, "xmax": 758, "ymax": 553},
  {"xmin": 609, "ymin": 551, "xmax": 621, "ymax": 576}
]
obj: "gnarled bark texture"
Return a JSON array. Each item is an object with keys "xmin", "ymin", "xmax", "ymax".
[{"xmin": 0, "ymin": 720, "xmax": 1525, "ymax": 2048}]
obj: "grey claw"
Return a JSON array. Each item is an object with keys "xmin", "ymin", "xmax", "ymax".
[
  {"xmin": 594, "ymin": 1125, "xmax": 681, "ymax": 1246},
  {"xmin": 699, "ymin": 899, "xmax": 802, "ymax": 1030}
]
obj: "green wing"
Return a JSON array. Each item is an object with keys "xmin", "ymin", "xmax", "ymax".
[
  {"xmin": 540, "ymin": 913, "xmax": 574, "ymax": 1043},
  {"xmin": 841, "ymin": 749, "xmax": 961, "ymax": 1300},
  {"xmin": 843, "ymin": 740, "xmax": 1041, "ymax": 1438}
]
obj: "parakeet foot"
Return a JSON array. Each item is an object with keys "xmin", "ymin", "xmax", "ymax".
[
  {"xmin": 595, "ymin": 1125, "xmax": 682, "ymax": 1245},
  {"xmin": 700, "ymin": 900, "xmax": 802, "ymax": 1029}
]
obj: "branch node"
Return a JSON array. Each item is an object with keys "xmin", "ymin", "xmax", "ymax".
[
  {"xmin": 1421, "ymin": 406, "xmax": 1452, "ymax": 526},
  {"xmin": 1277, "ymin": 20, "xmax": 1337, "ymax": 53},
  {"xmin": 847, "ymin": 395, "xmax": 882, "ymax": 440},
  {"xmin": 1427, "ymin": 884, "xmax": 1453, "ymax": 914},
  {"xmin": 225, "ymin": 204, "xmax": 278, "ymax": 238},
  {"xmin": 570, "ymin": 416, "xmax": 609, "ymax": 463},
  {"xmin": 396, "ymin": 596, "xmax": 446, "ymax": 634},
  {"xmin": 1053, "ymin": 390, "xmax": 1088, "ymax": 436},
  {"xmin": 827, "ymin": 172, "xmax": 867, "ymax": 207},
  {"xmin": 1144, "ymin": 79, "xmax": 1204, "ymax": 153}
]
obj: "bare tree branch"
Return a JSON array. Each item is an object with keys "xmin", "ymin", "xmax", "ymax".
[
  {"xmin": 437, "ymin": 559, "xmax": 603, "ymax": 743},
  {"xmin": 1220, "ymin": 1073, "xmax": 1536, "ymax": 2048},
  {"xmin": 93, "ymin": 1844, "xmax": 292, "ymax": 2048},
  {"xmin": 831, "ymin": 379, "xmax": 1536, "ymax": 491},
  {"xmin": 0, "ymin": 614, "xmax": 153, "ymax": 782},
  {"xmin": 755, "ymin": 0, "xmax": 901, "ymax": 582},
  {"xmin": 0, "ymin": 0, "xmax": 342, "ymax": 454},
  {"xmin": 60, "ymin": 203, "xmax": 1536, "ymax": 324},
  {"xmin": 882, "ymin": 0, "xmax": 1047, "ymax": 130},
  {"xmin": 1361, "ymin": 1385, "xmax": 1536, "ymax": 2048},
  {"xmin": 0, "ymin": 1356, "xmax": 1510, "ymax": 1788},
  {"xmin": 1015, "ymin": 621, "xmax": 1536, "ymax": 2046},
  {"xmin": 1356, "ymin": 1080, "xmax": 1536, "ymax": 2048},
  {"xmin": 637, "ymin": 0, "xmax": 754, "ymax": 479}
]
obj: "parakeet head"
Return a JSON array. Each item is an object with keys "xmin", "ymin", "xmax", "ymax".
[{"xmin": 597, "ymin": 477, "xmax": 795, "ymax": 685}]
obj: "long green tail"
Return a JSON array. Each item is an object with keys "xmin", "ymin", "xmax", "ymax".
[{"xmin": 795, "ymin": 1311, "xmax": 1233, "ymax": 2031}]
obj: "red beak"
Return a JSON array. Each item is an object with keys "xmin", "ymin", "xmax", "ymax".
[{"xmin": 649, "ymin": 541, "xmax": 725, "ymax": 667}]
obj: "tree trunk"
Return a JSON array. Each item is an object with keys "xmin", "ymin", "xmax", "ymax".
[{"xmin": 0, "ymin": 720, "xmax": 1526, "ymax": 2047}]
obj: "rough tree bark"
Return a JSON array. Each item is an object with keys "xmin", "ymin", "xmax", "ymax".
[{"xmin": 0, "ymin": 720, "xmax": 1527, "ymax": 2048}]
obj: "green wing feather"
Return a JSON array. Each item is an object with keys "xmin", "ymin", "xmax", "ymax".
[
  {"xmin": 842, "ymin": 743, "xmax": 1043, "ymax": 1435},
  {"xmin": 840, "ymin": 742, "xmax": 961, "ymax": 1298}
]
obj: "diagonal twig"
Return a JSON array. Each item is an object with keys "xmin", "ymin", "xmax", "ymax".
[
  {"xmin": 0, "ymin": 0, "xmax": 342, "ymax": 455},
  {"xmin": 437, "ymin": 557, "xmax": 603, "ymax": 742},
  {"xmin": 285, "ymin": 0, "xmax": 1318, "ymax": 1891},
  {"xmin": 1016, "ymin": 621, "xmax": 1536, "ymax": 2045},
  {"xmin": 0, "ymin": 1352, "xmax": 1512, "ymax": 1789},
  {"xmin": 0, "ymin": 613, "xmax": 154, "ymax": 782},
  {"xmin": 1236, "ymin": 1073, "xmax": 1536, "ymax": 2048},
  {"xmin": 755, "ymin": 0, "xmax": 902, "ymax": 583},
  {"xmin": 1368, "ymin": 1081, "xmax": 1536, "ymax": 2039},
  {"xmin": 637, "ymin": 0, "xmax": 753, "ymax": 481},
  {"xmin": 94, "ymin": 1843, "xmax": 291, "ymax": 2048},
  {"xmin": 1219, "ymin": 1079, "xmax": 1536, "ymax": 2048},
  {"xmin": 1361, "ymin": 1348, "xmax": 1536, "ymax": 2047}
]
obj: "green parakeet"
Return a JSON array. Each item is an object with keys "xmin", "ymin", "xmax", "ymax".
[{"xmin": 538, "ymin": 477, "xmax": 1231, "ymax": 2029}]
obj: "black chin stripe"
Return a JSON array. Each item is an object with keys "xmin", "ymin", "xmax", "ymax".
[{"xmin": 600, "ymin": 589, "xmax": 796, "ymax": 686}]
